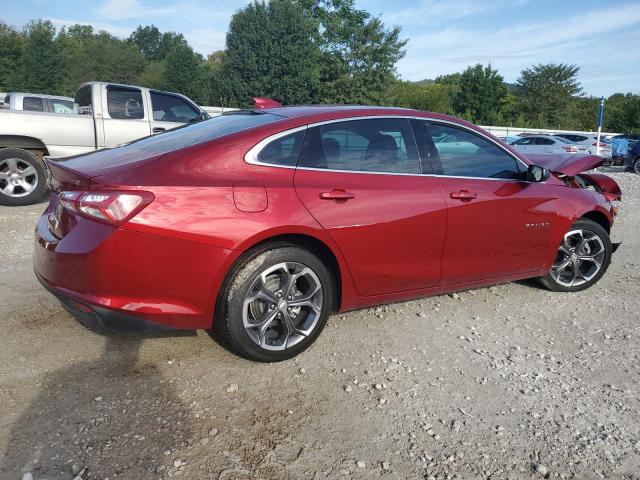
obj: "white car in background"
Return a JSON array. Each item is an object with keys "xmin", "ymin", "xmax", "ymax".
[
  {"xmin": 510, "ymin": 135, "xmax": 578, "ymax": 155},
  {"xmin": 3, "ymin": 92, "xmax": 75, "ymax": 114},
  {"xmin": 555, "ymin": 133, "xmax": 612, "ymax": 158}
]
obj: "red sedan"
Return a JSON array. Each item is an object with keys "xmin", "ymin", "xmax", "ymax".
[{"xmin": 34, "ymin": 103, "xmax": 621, "ymax": 361}]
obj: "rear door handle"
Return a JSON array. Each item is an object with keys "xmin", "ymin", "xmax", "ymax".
[
  {"xmin": 319, "ymin": 189, "xmax": 356, "ymax": 201},
  {"xmin": 450, "ymin": 190, "xmax": 477, "ymax": 200},
  {"xmin": 152, "ymin": 127, "xmax": 166, "ymax": 134}
]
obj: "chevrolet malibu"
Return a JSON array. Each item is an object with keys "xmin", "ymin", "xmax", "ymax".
[{"xmin": 34, "ymin": 103, "xmax": 622, "ymax": 361}]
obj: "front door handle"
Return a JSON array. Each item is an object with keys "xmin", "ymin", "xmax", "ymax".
[
  {"xmin": 319, "ymin": 189, "xmax": 356, "ymax": 201},
  {"xmin": 450, "ymin": 190, "xmax": 477, "ymax": 201},
  {"xmin": 152, "ymin": 127, "xmax": 166, "ymax": 134}
]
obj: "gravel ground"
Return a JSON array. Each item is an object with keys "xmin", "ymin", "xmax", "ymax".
[{"xmin": 0, "ymin": 169, "xmax": 639, "ymax": 480}]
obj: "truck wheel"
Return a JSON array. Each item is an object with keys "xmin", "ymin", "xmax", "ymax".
[{"xmin": 0, "ymin": 148, "xmax": 47, "ymax": 206}]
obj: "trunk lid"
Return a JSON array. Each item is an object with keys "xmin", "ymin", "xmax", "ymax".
[
  {"xmin": 50, "ymin": 144, "xmax": 166, "ymax": 179},
  {"xmin": 525, "ymin": 153, "xmax": 604, "ymax": 177},
  {"xmin": 45, "ymin": 158, "xmax": 91, "ymax": 192}
]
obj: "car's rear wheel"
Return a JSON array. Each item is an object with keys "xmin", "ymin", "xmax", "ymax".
[
  {"xmin": 216, "ymin": 244, "xmax": 334, "ymax": 362},
  {"xmin": 632, "ymin": 157, "xmax": 640, "ymax": 175},
  {"xmin": 0, "ymin": 148, "xmax": 47, "ymax": 206},
  {"xmin": 539, "ymin": 219, "xmax": 612, "ymax": 292}
]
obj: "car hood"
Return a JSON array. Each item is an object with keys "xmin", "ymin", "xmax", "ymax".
[{"xmin": 524, "ymin": 153, "xmax": 604, "ymax": 177}]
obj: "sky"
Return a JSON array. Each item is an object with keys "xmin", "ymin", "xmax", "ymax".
[{"xmin": 2, "ymin": 0, "xmax": 639, "ymax": 97}]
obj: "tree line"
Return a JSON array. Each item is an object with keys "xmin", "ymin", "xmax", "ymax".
[{"xmin": 0, "ymin": 0, "xmax": 638, "ymax": 132}]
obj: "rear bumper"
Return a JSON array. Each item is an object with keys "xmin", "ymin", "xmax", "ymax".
[
  {"xmin": 36, "ymin": 271, "xmax": 177, "ymax": 333},
  {"xmin": 33, "ymin": 204, "xmax": 233, "ymax": 330}
]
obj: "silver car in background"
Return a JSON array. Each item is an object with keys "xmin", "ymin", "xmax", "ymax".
[
  {"xmin": 511, "ymin": 135, "xmax": 579, "ymax": 155},
  {"xmin": 3, "ymin": 92, "xmax": 75, "ymax": 114},
  {"xmin": 555, "ymin": 133, "xmax": 612, "ymax": 158}
]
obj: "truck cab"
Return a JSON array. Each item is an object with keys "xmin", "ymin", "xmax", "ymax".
[
  {"xmin": 74, "ymin": 82, "xmax": 207, "ymax": 148},
  {"xmin": 0, "ymin": 82, "xmax": 208, "ymax": 206}
]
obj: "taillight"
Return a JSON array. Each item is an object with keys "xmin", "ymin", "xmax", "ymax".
[
  {"xmin": 592, "ymin": 142, "xmax": 608, "ymax": 148},
  {"xmin": 562, "ymin": 146, "xmax": 577, "ymax": 152},
  {"xmin": 58, "ymin": 191, "xmax": 154, "ymax": 224}
]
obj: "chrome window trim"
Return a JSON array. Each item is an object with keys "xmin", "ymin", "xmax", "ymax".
[{"xmin": 244, "ymin": 115, "xmax": 530, "ymax": 179}]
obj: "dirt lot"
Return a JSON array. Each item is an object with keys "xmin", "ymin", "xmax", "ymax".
[{"xmin": 0, "ymin": 168, "xmax": 639, "ymax": 480}]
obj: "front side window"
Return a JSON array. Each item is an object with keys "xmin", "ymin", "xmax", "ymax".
[
  {"xmin": 426, "ymin": 123, "xmax": 520, "ymax": 179},
  {"xmin": 258, "ymin": 130, "xmax": 305, "ymax": 166},
  {"xmin": 107, "ymin": 87, "xmax": 144, "ymax": 120},
  {"xmin": 150, "ymin": 91, "xmax": 200, "ymax": 123},
  {"xmin": 23, "ymin": 97, "xmax": 44, "ymax": 112},
  {"xmin": 299, "ymin": 118, "xmax": 420, "ymax": 174}
]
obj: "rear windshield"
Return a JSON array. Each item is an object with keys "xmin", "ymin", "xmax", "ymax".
[{"xmin": 129, "ymin": 112, "xmax": 283, "ymax": 155}]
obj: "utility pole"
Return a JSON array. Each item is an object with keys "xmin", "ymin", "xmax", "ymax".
[{"xmin": 596, "ymin": 96, "xmax": 604, "ymax": 155}]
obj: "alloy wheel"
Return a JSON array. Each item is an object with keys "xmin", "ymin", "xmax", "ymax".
[
  {"xmin": 633, "ymin": 158, "xmax": 640, "ymax": 175},
  {"xmin": 242, "ymin": 262, "xmax": 323, "ymax": 351},
  {"xmin": 0, "ymin": 158, "xmax": 38, "ymax": 198},
  {"xmin": 550, "ymin": 229, "xmax": 606, "ymax": 287}
]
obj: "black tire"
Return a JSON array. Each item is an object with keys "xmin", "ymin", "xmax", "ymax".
[
  {"xmin": 538, "ymin": 219, "xmax": 612, "ymax": 292},
  {"xmin": 0, "ymin": 148, "xmax": 47, "ymax": 206},
  {"xmin": 633, "ymin": 157, "xmax": 640, "ymax": 175},
  {"xmin": 215, "ymin": 243, "xmax": 334, "ymax": 362}
]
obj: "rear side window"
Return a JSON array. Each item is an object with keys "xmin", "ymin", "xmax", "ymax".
[
  {"xmin": 534, "ymin": 137, "xmax": 554, "ymax": 145},
  {"xmin": 23, "ymin": 96, "xmax": 44, "ymax": 112},
  {"xmin": 299, "ymin": 118, "xmax": 420, "ymax": 174},
  {"xmin": 107, "ymin": 87, "xmax": 144, "ymax": 120},
  {"xmin": 426, "ymin": 122, "xmax": 520, "ymax": 179},
  {"xmin": 513, "ymin": 137, "xmax": 534, "ymax": 145},
  {"xmin": 258, "ymin": 130, "xmax": 305, "ymax": 166},
  {"xmin": 150, "ymin": 91, "xmax": 200, "ymax": 123}
]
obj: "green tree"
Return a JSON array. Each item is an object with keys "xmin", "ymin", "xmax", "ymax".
[
  {"xmin": 164, "ymin": 43, "xmax": 203, "ymax": 101},
  {"xmin": 516, "ymin": 63, "xmax": 582, "ymax": 128},
  {"xmin": 220, "ymin": 0, "xmax": 321, "ymax": 106},
  {"xmin": 136, "ymin": 61, "xmax": 166, "ymax": 90},
  {"xmin": 0, "ymin": 23, "xmax": 25, "ymax": 91},
  {"xmin": 452, "ymin": 64, "xmax": 507, "ymax": 124},
  {"xmin": 128, "ymin": 25, "xmax": 188, "ymax": 61},
  {"xmin": 384, "ymin": 80, "xmax": 454, "ymax": 114},
  {"xmin": 21, "ymin": 20, "xmax": 64, "ymax": 94},
  {"xmin": 604, "ymin": 93, "xmax": 640, "ymax": 133},
  {"xmin": 296, "ymin": 0, "xmax": 406, "ymax": 104},
  {"xmin": 72, "ymin": 30, "xmax": 145, "ymax": 87}
]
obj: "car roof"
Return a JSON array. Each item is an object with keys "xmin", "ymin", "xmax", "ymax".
[
  {"xmin": 255, "ymin": 104, "xmax": 470, "ymax": 126},
  {"xmin": 7, "ymin": 92, "xmax": 74, "ymax": 101}
]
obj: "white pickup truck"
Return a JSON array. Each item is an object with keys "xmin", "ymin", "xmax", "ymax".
[{"xmin": 0, "ymin": 81, "xmax": 208, "ymax": 206}]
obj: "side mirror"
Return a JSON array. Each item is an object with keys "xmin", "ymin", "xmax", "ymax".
[{"xmin": 527, "ymin": 164, "xmax": 550, "ymax": 182}]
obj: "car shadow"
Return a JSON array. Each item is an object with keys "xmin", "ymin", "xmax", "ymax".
[
  {"xmin": 515, "ymin": 278, "xmax": 547, "ymax": 290},
  {"xmin": 0, "ymin": 333, "xmax": 193, "ymax": 479}
]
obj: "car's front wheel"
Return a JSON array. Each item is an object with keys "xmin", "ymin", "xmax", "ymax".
[
  {"xmin": 539, "ymin": 219, "xmax": 612, "ymax": 292},
  {"xmin": 216, "ymin": 244, "xmax": 334, "ymax": 362},
  {"xmin": 632, "ymin": 157, "xmax": 640, "ymax": 175}
]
